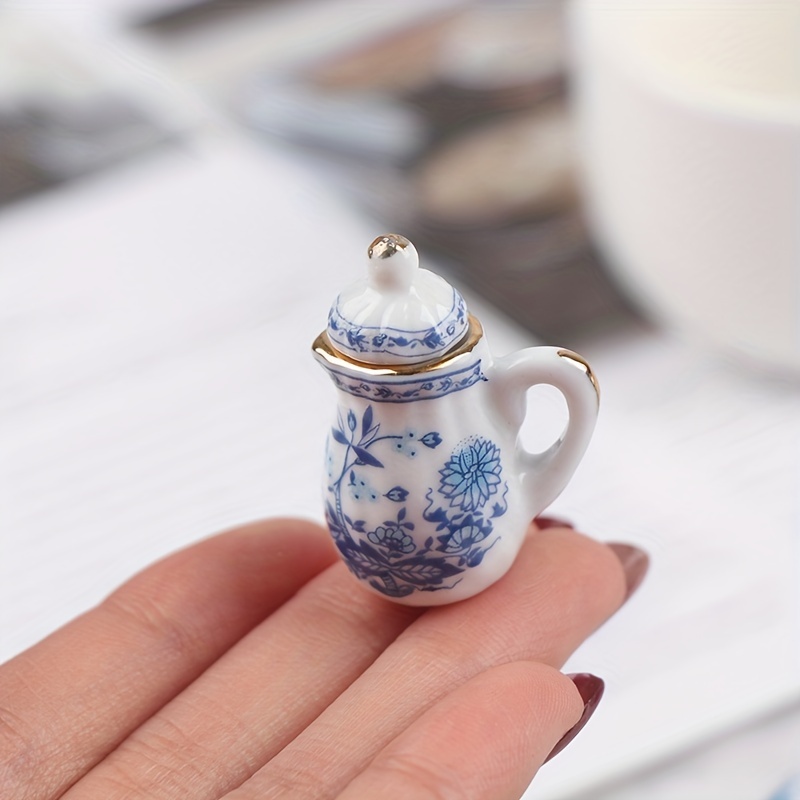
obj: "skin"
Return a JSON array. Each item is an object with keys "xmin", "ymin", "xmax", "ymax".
[{"xmin": 0, "ymin": 517, "xmax": 636, "ymax": 800}]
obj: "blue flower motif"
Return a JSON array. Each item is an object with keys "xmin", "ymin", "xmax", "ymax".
[
  {"xmin": 368, "ymin": 524, "xmax": 415, "ymax": 554},
  {"xmin": 326, "ymin": 403, "xmax": 506, "ymax": 597},
  {"xmin": 436, "ymin": 519, "xmax": 491, "ymax": 554},
  {"xmin": 439, "ymin": 437, "xmax": 503, "ymax": 512}
]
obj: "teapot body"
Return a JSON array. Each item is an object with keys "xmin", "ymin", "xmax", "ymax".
[
  {"xmin": 321, "ymin": 338, "xmax": 533, "ymax": 605},
  {"xmin": 314, "ymin": 233, "xmax": 599, "ymax": 605}
]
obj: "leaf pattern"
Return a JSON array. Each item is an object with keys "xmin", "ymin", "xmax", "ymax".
[
  {"xmin": 384, "ymin": 486, "xmax": 409, "ymax": 503},
  {"xmin": 421, "ymin": 432, "xmax": 442, "ymax": 449},
  {"xmin": 362, "ymin": 406, "xmax": 373, "ymax": 437},
  {"xmin": 331, "ymin": 428, "xmax": 349, "ymax": 446},
  {"xmin": 352, "ymin": 446, "xmax": 383, "ymax": 468}
]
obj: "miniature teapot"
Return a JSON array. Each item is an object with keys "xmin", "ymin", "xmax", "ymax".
[{"xmin": 313, "ymin": 234, "xmax": 599, "ymax": 605}]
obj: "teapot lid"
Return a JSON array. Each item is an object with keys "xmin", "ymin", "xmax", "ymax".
[{"xmin": 327, "ymin": 234, "xmax": 469, "ymax": 366}]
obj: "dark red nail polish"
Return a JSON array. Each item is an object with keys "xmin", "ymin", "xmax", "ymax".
[
  {"xmin": 534, "ymin": 515, "xmax": 574, "ymax": 530},
  {"xmin": 606, "ymin": 542, "xmax": 650, "ymax": 602},
  {"xmin": 544, "ymin": 673, "xmax": 604, "ymax": 764}
]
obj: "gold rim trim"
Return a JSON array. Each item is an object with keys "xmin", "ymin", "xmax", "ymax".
[
  {"xmin": 556, "ymin": 348, "xmax": 601, "ymax": 403},
  {"xmin": 313, "ymin": 315, "xmax": 484, "ymax": 377}
]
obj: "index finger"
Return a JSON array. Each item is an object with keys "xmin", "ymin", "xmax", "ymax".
[{"xmin": 0, "ymin": 518, "xmax": 336, "ymax": 800}]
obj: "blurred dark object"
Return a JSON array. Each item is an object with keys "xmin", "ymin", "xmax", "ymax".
[
  {"xmin": 0, "ymin": 2, "xmax": 638, "ymax": 340},
  {"xmin": 233, "ymin": 2, "xmax": 638, "ymax": 341},
  {"xmin": 0, "ymin": 14, "xmax": 172, "ymax": 208},
  {"xmin": 133, "ymin": 0, "xmax": 288, "ymax": 35},
  {"xmin": 0, "ymin": 98, "xmax": 168, "ymax": 207},
  {"xmin": 312, "ymin": 5, "xmax": 566, "ymax": 128}
]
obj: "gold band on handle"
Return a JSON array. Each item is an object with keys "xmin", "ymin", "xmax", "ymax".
[{"xmin": 556, "ymin": 349, "xmax": 601, "ymax": 404}]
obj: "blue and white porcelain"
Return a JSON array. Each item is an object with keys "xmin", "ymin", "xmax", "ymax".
[{"xmin": 313, "ymin": 234, "xmax": 600, "ymax": 605}]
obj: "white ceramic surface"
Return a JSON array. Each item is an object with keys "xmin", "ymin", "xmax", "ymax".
[
  {"xmin": 314, "ymin": 235, "xmax": 600, "ymax": 605},
  {"xmin": 327, "ymin": 235, "xmax": 468, "ymax": 365},
  {"xmin": 569, "ymin": 1, "xmax": 800, "ymax": 372}
]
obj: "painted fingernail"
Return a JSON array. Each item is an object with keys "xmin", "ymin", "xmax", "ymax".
[
  {"xmin": 534, "ymin": 515, "xmax": 574, "ymax": 530},
  {"xmin": 544, "ymin": 673, "xmax": 605, "ymax": 763},
  {"xmin": 606, "ymin": 542, "xmax": 650, "ymax": 602}
]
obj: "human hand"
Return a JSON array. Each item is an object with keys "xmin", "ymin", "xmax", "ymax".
[{"xmin": 1, "ymin": 516, "xmax": 647, "ymax": 800}]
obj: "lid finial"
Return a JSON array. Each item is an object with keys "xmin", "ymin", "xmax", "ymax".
[
  {"xmin": 367, "ymin": 233, "xmax": 418, "ymax": 293},
  {"xmin": 326, "ymin": 234, "xmax": 469, "ymax": 365}
]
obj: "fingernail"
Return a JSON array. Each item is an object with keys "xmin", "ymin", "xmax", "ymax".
[
  {"xmin": 544, "ymin": 673, "xmax": 605, "ymax": 763},
  {"xmin": 534, "ymin": 515, "xmax": 574, "ymax": 530},
  {"xmin": 606, "ymin": 542, "xmax": 650, "ymax": 602}
]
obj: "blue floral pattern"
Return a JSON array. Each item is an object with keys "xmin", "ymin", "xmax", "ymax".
[
  {"xmin": 325, "ymin": 405, "xmax": 508, "ymax": 597},
  {"xmin": 439, "ymin": 437, "xmax": 503, "ymax": 512},
  {"xmin": 328, "ymin": 289, "xmax": 467, "ymax": 361},
  {"xmin": 368, "ymin": 515, "xmax": 415, "ymax": 554},
  {"xmin": 348, "ymin": 471, "xmax": 379, "ymax": 503},
  {"xmin": 327, "ymin": 361, "xmax": 485, "ymax": 404}
]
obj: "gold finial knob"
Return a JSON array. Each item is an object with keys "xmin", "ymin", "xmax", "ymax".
[
  {"xmin": 367, "ymin": 234, "xmax": 418, "ymax": 292},
  {"xmin": 368, "ymin": 233, "xmax": 411, "ymax": 260}
]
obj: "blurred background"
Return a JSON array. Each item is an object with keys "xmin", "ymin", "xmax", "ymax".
[{"xmin": 1, "ymin": 1, "xmax": 799, "ymax": 799}]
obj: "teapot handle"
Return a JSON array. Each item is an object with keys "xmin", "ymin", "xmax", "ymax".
[{"xmin": 487, "ymin": 347, "xmax": 600, "ymax": 516}]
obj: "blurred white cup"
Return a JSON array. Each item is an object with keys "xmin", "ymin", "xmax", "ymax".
[{"xmin": 568, "ymin": 0, "xmax": 800, "ymax": 372}]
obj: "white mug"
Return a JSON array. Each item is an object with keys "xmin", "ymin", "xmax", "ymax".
[{"xmin": 569, "ymin": 0, "xmax": 800, "ymax": 372}]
